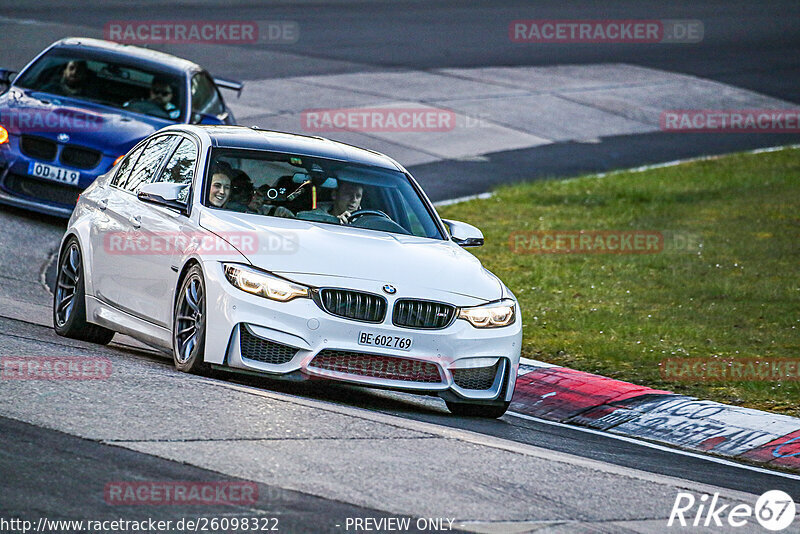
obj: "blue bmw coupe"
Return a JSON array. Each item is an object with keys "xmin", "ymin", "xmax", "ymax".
[{"xmin": 0, "ymin": 38, "xmax": 242, "ymax": 217}]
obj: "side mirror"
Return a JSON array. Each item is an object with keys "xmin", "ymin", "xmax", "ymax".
[
  {"xmin": 191, "ymin": 112, "xmax": 226, "ymax": 125},
  {"xmin": 0, "ymin": 69, "xmax": 18, "ymax": 91},
  {"xmin": 137, "ymin": 182, "xmax": 189, "ymax": 213},
  {"xmin": 213, "ymin": 76, "xmax": 244, "ymax": 98},
  {"xmin": 442, "ymin": 219, "xmax": 484, "ymax": 247}
]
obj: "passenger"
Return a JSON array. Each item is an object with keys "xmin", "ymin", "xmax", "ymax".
[
  {"xmin": 246, "ymin": 184, "xmax": 270, "ymax": 213},
  {"xmin": 124, "ymin": 76, "xmax": 180, "ymax": 119},
  {"xmin": 207, "ymin": 163, "xmax": 234, "ymax": 208},
  {"xmin": 42, "ymin": 60, "xmax": 91, "ymax": 97},
  {"xmin": 226, "ymin": 170, "xmax": 254, "ymax": 212},
  {"xmin": 247, "ymin": 183, "xmax": 295, "ymax": 218}
]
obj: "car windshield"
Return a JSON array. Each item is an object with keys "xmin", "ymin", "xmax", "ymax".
[
  {"xmin": 14, "ymin": 49, "xmax": 185, "ymax": 122},
  {"xmin": 205, "ymin": 149, "xmax": 444, "ymax": 240}
]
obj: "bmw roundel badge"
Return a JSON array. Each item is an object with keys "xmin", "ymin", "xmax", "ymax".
[{"xmin": 382, "ymin": 284, "xmax": 396, "ymax": 295}]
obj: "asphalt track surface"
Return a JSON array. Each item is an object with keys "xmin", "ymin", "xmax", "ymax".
[{"xmin": 1, "ymin": 1, "xmax": 799, "ymax": 532}]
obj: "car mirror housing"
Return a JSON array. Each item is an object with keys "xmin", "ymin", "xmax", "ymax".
[
  {"xmin": 0, "ymin": 68, "xmax": 17, "ymax": 90},
  {"xmin": 213, "ymin": 76, "xmax": 244, "ymax": 97},
  {"xmin": 442, "ymin": 219, "xmax": 484, "ymax": 247},
  {"xmin": 192, "ymin": 112, "xmax": 226, "ymax": 125},
  {"xmin": 137, "ymin": 182, "xmax": 189, "ymax": 213}
]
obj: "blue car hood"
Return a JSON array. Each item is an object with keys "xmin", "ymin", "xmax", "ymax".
[{"xmin": 0, "ymin": 87, "xmax": 173, "ymax": 155}]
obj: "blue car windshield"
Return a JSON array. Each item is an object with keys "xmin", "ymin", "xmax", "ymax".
[
  {"xmin": 14, "ymin": 49, "xmax": 185, "ymax": 122},
  {"xmin": 205, "ymin": 150, "xmax": 445, "ymax": 240}
]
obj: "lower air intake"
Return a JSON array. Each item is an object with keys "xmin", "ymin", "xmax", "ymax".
[
  {"xmin": 452, "ymin": 361, "xmax": 501, "ymax": 390},
  {"xmin": 309, "ymin": 350, "xmax": 441, "ymax": 383},
  {"xmin": 240, "ymin": 326, "xmax": 298, "ymax": 365}
]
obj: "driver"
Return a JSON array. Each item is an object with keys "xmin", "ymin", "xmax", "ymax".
[
  {"xmin": 329, "ymin": 181, "xmax": 363, "ymax": 224},
  {"xmin": 124, "ymin": 76, "xmax": 180, "ymax": 119}
]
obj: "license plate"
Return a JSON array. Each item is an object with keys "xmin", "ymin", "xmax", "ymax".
[
  {"xmin": 28, "ymin": 161, "xmax": 80, "ymax": 185},
  {"xmin": 358, "ymin": 331, "xmax": 413, "ymax": 351}
]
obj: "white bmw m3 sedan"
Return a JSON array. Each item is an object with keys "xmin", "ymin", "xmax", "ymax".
[{"xmin": 54, "ymin": 125, "xmax": 521, "ymax": 417}]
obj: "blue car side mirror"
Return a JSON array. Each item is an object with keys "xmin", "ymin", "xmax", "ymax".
[
  {"xmin": 192, "ymin": 112, "xmax": 226, "ymax": 125},
  {"xmin": 0, "ymin": 68, "xmax": 17, "ymax": 87}
]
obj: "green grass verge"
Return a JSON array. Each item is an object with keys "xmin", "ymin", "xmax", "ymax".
[{"xmin": 438, "ymin": 147, "xmax": 800, "ymax": 417}]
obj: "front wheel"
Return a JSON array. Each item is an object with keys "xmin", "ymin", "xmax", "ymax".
[
  {"xmin": 53, "ymin": 238, "xmax": 115, "ymax": 345},
  {"xmin": 172, "ymin": 265, "xmax": 208, "ymax": 374},
  {"xmin": 446, "ymin": 401, "xmax": 510, "ymax": 419}
]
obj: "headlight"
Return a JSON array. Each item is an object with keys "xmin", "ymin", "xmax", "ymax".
[
  {"xmin": 223, "ymin": 263, "xmax": 309, "ymax": 302},
  {"xmin": 0, "ymin": 125, "xmax": 8, "ymax": 145},
  {"xmin": 458, "ymin": 299, "xmax": 516, "ymax": 328}
]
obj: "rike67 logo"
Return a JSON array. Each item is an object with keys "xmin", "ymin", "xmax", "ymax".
[{"xmin": 669, "ymin": 490, "xmax": 796, "ymax": 531}]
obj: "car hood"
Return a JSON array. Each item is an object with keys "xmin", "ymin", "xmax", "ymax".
[
  {"xmin": 198, "ymin": 209, "xmax": 502, "ymax": 303},
  {"xmin": 0, "ymin": 87, "xmax": 171, "ymax": 155}
]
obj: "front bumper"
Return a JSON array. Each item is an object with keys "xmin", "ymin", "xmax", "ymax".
[
  {"xmin": 0, "ymin": 136, "xmax": 111, "ymax": 218},
  {"xmin": 202, "ymin": 261, "xmax": 522, "ymax": 403}
]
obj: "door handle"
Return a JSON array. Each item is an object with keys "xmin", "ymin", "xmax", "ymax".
[
  {"xmin": 130, "ymin": 215, "xmax": 141, "ymax": 229},
  {"xmin": 97, "ymin": 198, "xmax": 108, "ymax": 210}
]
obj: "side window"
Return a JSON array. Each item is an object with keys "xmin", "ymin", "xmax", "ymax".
[
  {"xmin": 155, "ymin": 138, "xmax": 198, "ymax": 204},
  {"xmin": 191, "ymin": 72, "xmax": 225, "ymax": 117},
  {"xmin": 111, "ymin": 144, "xmax": 145, "ymax": 188},
  {"xmin": 394, "ymin": 190, "xmax": 425, "ymax": 236},
  {"xmin": 122, "ymin": 135, "xmax": 175, "ymax": 193}
]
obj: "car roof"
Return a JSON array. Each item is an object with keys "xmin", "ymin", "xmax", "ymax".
[
  {"xmin": 179, "ymin": 125, "xmax": 403, "ymax": 171},
  {"xmin": 48, "ymin": 38, "xmax": 200, "ymax": 75}
]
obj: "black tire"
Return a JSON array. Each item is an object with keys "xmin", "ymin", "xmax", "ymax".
[
  {"xmin": 172, "ymin": 265, "xmax": 208, "ymax": 374},
  {"xmin": 53, "ymin": 238, "xmax": 115, "ymax": 345},
  {"xmin": 446, "ymin": 400, "xmax": 510, "ymax": 419}
]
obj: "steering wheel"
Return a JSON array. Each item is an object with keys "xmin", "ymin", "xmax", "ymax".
[{"xmin": 347, "ymin": 209, "xmax": 391, "ymax": 224}]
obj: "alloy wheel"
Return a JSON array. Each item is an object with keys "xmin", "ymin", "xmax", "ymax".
[
  {"xmin": 55, "ymin": 243, "xmax": 81, "ymax": 327},
  {"xmin": 175, "ymin": 275, "xmax": 205, "ymax": 363}
]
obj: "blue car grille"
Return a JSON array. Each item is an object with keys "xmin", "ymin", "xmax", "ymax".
[
  {"xmin": 61, "ymin": 146, "xmax": 101, "ymax": 170},
  {"xmin": 19, "ymin": 135, "xmax": 102, "ymax": 170},
  {"xmin": 20, "ymin": 135, "xmax": 57, "ymax": 161}
]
